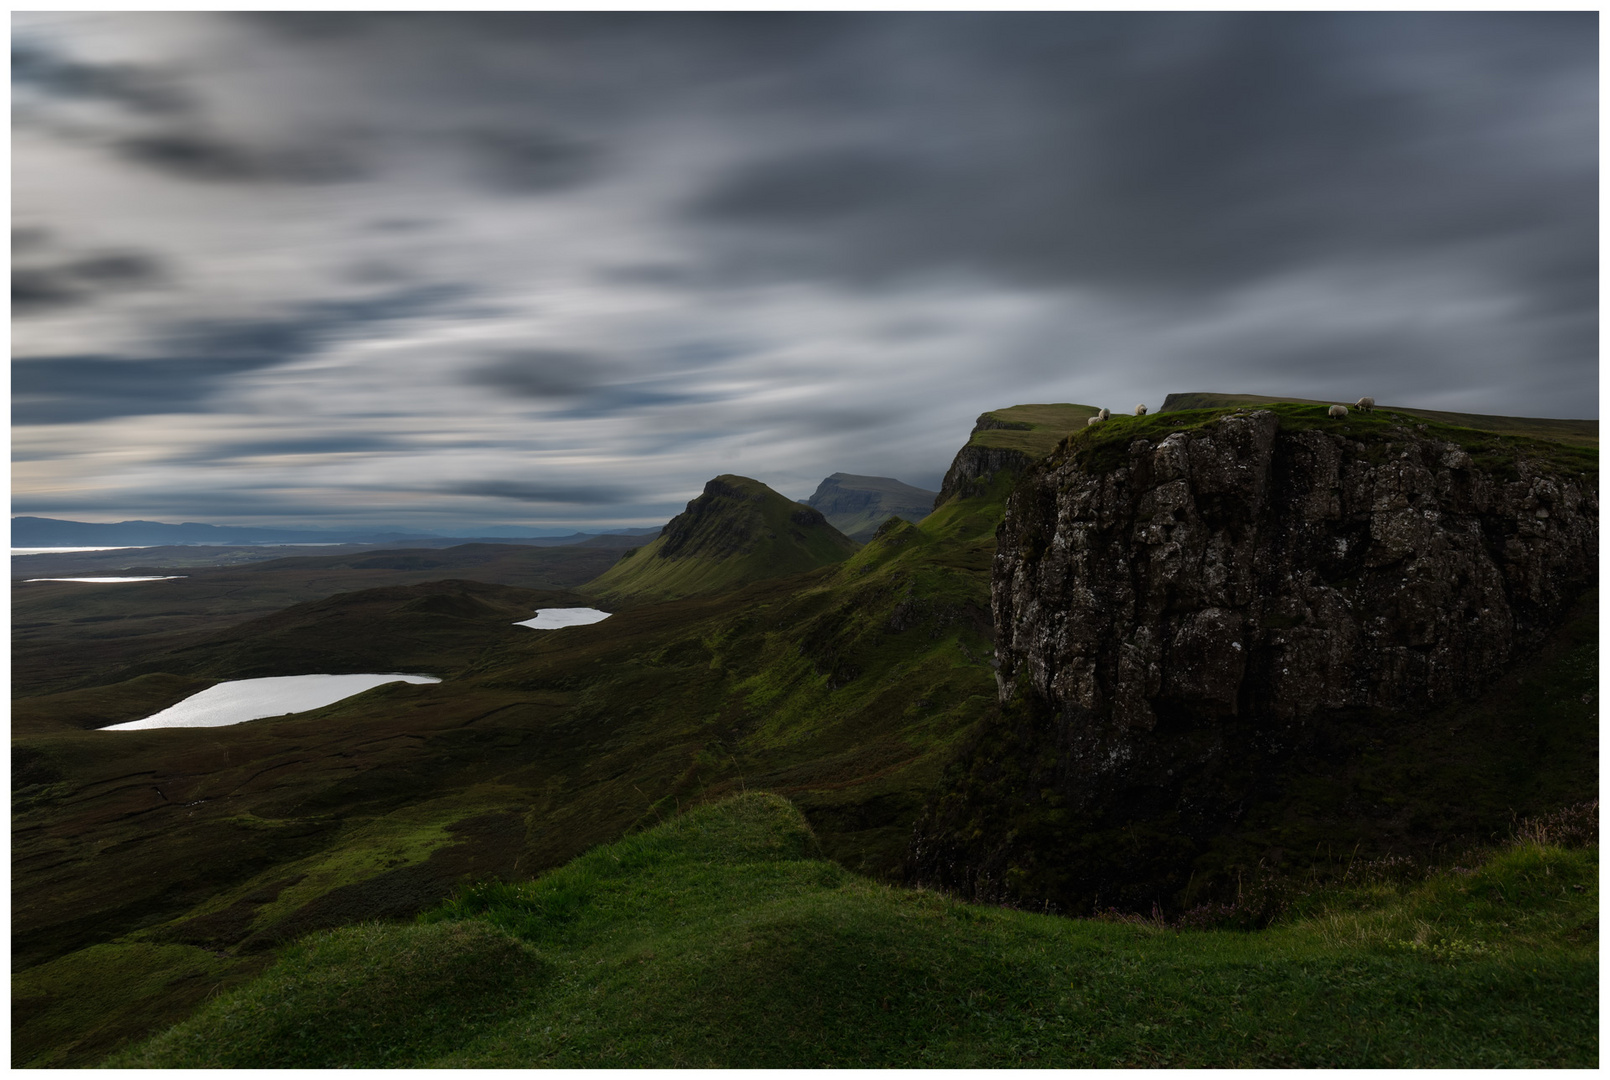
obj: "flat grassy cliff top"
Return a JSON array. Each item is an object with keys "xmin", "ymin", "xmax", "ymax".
[
  {"xmin": 1058, "ymin": 401, "xmax": 1597, "ymax": 479},
  {"xmin": 1161, "ymin": 392, "xmax": 1598, "ymax": 449},
  {"xmin": 964, "ymin": 403, "xmax": 1102, "ymax": 456},
  {"xmin": 810, "ymin": 472, "xmax": 937, "ymax": 500},
  {"xmin": 112, "ymin": 793, "xmax": 1597, "ymax": 1068}
]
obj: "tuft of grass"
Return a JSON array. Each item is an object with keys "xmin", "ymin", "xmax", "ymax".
[{"xmin": 118, "ymin": 794, "xmax": 1598, "ymax": 1068}]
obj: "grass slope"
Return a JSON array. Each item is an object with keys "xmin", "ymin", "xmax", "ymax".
[
  {"xmin": 11, "ymin": 476, "xmax": 1007, "ymax": 1065},
  {"xmin": 963, "ymin": 402, "xmax": 1102, "ymax": 456},
  {"xmin": 585, "ymin": 475, "xmax": 857, "ymax": 603},
  {"xmin": 1160, "ymin": 392, "xmax": 1598, "ymax": 448},
  {"xmin": 112, "ymin": 793, "xmax": 1597, "ymax": 1068}
]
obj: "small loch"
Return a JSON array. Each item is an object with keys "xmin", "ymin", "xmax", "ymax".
[
  {"xmin": 516, "ymin": 607, "xmax": 612, "ymax": 630},
  {"xmin": 101, "ymin": 673, "xmax": 442, "ymax": 730},
  {"xmin": 25, "ymin": 576, "xmax": 186, "ymax": 583}
]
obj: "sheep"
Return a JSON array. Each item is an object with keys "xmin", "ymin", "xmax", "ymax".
[
  {"xmin": 1328, "ymin": 404, "xmax": 1348, "ymax": 419},
  {"xmin": 1134, "ymin": 403, "xmax": 1148, "ymax": 416},
  {"xmin": 1354, "ymin": 396, "xmax": 1375, "ymax": 412},
  {"xmin": 1098, "ymin": 407, "xmax": 1110, "ymax": 421},
  {"xmin": 1086, "ymin": 415, "xmax": 1102, "ymax": 426}
]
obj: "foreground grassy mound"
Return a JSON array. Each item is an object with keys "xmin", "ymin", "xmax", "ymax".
[{"xmin": 114, "ymin": 794, "xmax": 1597, "ymax": 1068}]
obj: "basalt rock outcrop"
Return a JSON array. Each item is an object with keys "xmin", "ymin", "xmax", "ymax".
[
  {"xmin": 935, "ymin": 404, "xmax": 1098, "ymax": 507},
  {"xmin": 913, "ymin": 408, "xmax": 1597, "ymax": 912}
]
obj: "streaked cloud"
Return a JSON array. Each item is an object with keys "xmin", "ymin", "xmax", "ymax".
[{"xmin": 11, "ymin": 12, "xmax": 1596, "ymax": 531}]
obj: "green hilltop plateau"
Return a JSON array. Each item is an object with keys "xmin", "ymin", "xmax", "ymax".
[{"xmin": 10, "ymin": 396, "xmax": 1599, "ymax": 1067}]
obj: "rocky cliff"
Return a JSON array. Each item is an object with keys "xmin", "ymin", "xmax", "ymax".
[
  {"xmin": 913, "ymin": 406, "xmax": 1597, "ymax": 912},
  {"xmin": 935, "ymin": 403, "xmax": 1098, "ymax": 506}
]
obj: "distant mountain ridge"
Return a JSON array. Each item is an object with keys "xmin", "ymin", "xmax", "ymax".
[{"xmin": 802, "ymin": 472, "xmax": 939, "ymax": 542}]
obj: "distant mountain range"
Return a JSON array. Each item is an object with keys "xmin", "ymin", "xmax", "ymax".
[
  {"xmin": 10, "ymin": 517, "xmax": 660, "ymax": 549},
  {"xmin": 801, "ymin": 473, "xmax": 939, "ymax": 542}
]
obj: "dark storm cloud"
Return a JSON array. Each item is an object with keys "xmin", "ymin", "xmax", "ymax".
[
  {"xmin": 14, "ymin": 285, "xmax": 461, "ymax": 424},
  {"xmin": 690, "ymin": 148, "xmax": 920, "ymax": 223},
  {"xmin": 12, "ymin": 227, "xmax": 53, "ymax": 252},
  {"xmin": 470, "ymin": 350, "xmax": 609, "ymax": 399},
  {"xmin": 466, "ymin": 130, "xmax": 606, "ymax": 194},
  {"xmin": 11, "ymin": 251, "xmax": 168, "ymax": 314},
  {"xmin": 469, "ymin": 349, "xmax": 733, "ymax": 418},
  {"xmin": 12, "ymin": 41, "xmax": 193, "ymax": 115},
  {"xmin": 170, "ymin": 434, "xmax": 407, "ymax": 463},
  {"xmin": 13, "ymin": 12, "xmax": 1597, "ymax": 532},
  {"xmin": 115, "ymin": 132, "xmax": 367, "ymax": 184},
  {"xmin": 442, "ymin": 480, "xmax": 638, "ymax": 505},
  {"xmin": 673, "ymin": 11, "xmax": 1597, "ymax": 307}
]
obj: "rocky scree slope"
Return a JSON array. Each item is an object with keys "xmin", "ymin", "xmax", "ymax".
[{"xmin": 914, "ymin": 407, "xmax": 1597, "ymax": 910}]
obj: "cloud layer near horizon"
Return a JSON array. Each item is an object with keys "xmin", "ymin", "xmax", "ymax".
[{"xmin": 12, "ymin": 12, "xmax": 1598, "ymax": 530}]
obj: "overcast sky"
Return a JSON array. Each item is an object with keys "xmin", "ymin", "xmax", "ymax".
[{"xmin": 12, "ymin": 12, "xmax": 1599, "ymax": 532}]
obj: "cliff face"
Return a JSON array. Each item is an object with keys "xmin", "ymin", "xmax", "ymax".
[
  {"xmin": 936, "ymin": 444, "xmax": 1035, "ymax": 506},
  {"xmin": 996, "ymin": 409, "xmax": 1596, "ymax": 725},
  {"xmin": 935, "ymin": 404, "xmax": 1100, "ymax": 507},
  {"xmin": 912, "ymin": 408, "xmax": 1598, "ymax": 912}
]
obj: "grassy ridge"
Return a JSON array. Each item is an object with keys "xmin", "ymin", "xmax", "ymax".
[
  {"xmin": 1160, "ymin": 392, "xmax": 1598, "ymax": 448},
  {"xmin": 111, "ymin": 794, "xmax": 1597, "ymax": 1068},
  {"xmin": 963, "ymin": 402, "xmax": 1102, "ymax": 456}
]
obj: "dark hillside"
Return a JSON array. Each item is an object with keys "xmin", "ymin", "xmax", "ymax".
[{"xmin": 585, "ymin": 475, "xmax": 857, "ymax": 603}]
